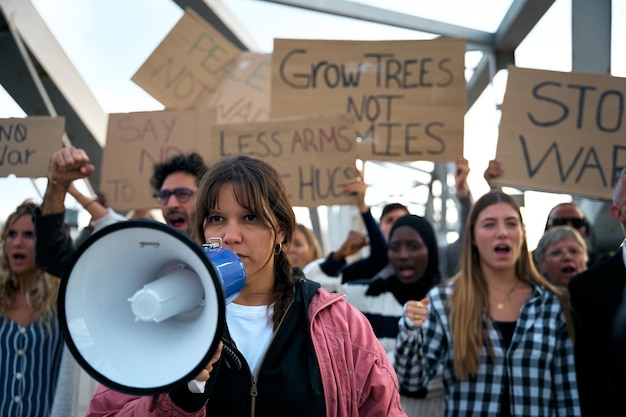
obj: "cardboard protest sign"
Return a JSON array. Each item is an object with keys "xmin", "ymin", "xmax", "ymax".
[
  {"xmin": 271, "ymin": 38, "xmax": 466, "ymax": 163},
  {"xmin": 202, "ymin": 52, "xmax": 271, "ymax": 123},
  {"xmin": 101, "ymin": 108, "xmax": 216, "ymax": 211},
  {"xmin": 132, "ymin": 8, "xmax": 242, "ymax": 109},
  {"xmin": 0, "ymin": 117, "xmax": 64, "ymax": 177},
  {"xmin": 209, "ymin": 115, "xmax": 359, "ymax": 207},
  {"xmin": 495, "ymin": 66, "xmax": 626, "ymax": 201}
]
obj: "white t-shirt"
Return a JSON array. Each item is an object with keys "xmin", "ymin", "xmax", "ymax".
[{"xmin": 226, "ymin": 303, "xmax": 273, "ymax": 375}]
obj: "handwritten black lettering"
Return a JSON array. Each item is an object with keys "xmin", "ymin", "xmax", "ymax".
[
  {"xmin": 218, "ymin": 130, "xmax": 282, "ymax": 157},
  {"xmin": 105, "ymin": 178, "xmax": 136, "ymax": 203},
  {"xmin": 519, "ymin": 135, "xmax": 608, "ymax": 186},
  {"xmin": 297, "ymin": 165, "xmax": 352, "ymax": 201},
  {"xmin": 149, "ymin": 59, "xmax": 212, "ymax": 106},
  {"xmin": 597, "ymin": 89, "xmax": 624, "ymax": 132},
  {"xmin": 280, "ymin": 49, "xmax": 454, "ymax": 90},
  {"xmin": 529, "ymin": 81, "xmax": 625, "ymax": 132},
  {"xmin": 346, "ymin": 94, "xmax": 403, "ymax": 123},
  {"xmin": 213, "ymin": 92, "xmax": 269, "ymax": 123},
  {"xmin": 116, "ymin": 116, "xmax": 177, "ymax": 144},
  {"xmin": 612, "ymin": 145, "xmax": 626, "ymax": 185},
  {"xmin": 188, "ymin": 33, "xmax": 235, "ymax": 76},
  {"xmin": 291, "ymin": 125, "xmax": 353, "ymax": 153},
  {"xmin": 0, "ymin": 123, "xmax": 28, "ymax": 142},
  {"xmin": 528, "ymin": 81, "xmax": 569, "ymax": 127},
  {"xmin": 406, "ymin": 122, "xmax": 446, "ymax": 155},
  {"xmin": 0, "ymin": 146, "xmax": 36, "ymax": 166},
  {"xmin": 138, "ymin": 146, "xmax": 185, "ymax": 174},
  {"xmin": 437, "ymin": 58, "xmax": 454, "ymax": 87},
  {"xmin": 245, "ymin": 59, "xmax": 270, "ymax": 92}
]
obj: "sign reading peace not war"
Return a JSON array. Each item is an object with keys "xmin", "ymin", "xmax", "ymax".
[
  {"xmin": 0, "ymin": 117, "xmax": 64, "ymax": 177},
  {"xmin": 495, "ymin": 66, "xmax": 626, "ymax": 201},
  {"xmin": 210, "ymin": 115, "xmax": 359, "ymax": 207},
  {"xmin": 132, "ymin": 8, "xmax": 242, "ymax": 109},
  {"xmin": 101, "ymin": 108, "xmax": 216, "ymax": 211},
  {"xmin": 202, "ymin": 52, "xmax": 271, "ymax": 124},
  {"xmin": 271, "ymin": 38, "xmax": 466, "ymax": 163}
]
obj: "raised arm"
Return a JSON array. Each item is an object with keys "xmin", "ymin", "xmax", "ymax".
[
  {"xmin": 483, "ymin": 159, "xmax": 503, "ymax": 191},
  {"xmin": 35, "ymin": 146, "xmax": 95, "ymax": 278},
  {"xmin": 318, "ymin": 174, "xmax": 389, "ymax": 282}
]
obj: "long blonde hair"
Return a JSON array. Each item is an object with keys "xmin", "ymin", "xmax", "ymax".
[
  {"xmin": 0, "ymin": 200, "xmax": 60, "ymax": 323},
  {"xmin": 448, "ymin": 191, "xmax": 575, "ymax": 379},
  {"xmin": 295, "ymin": 223, "xmax": 322, "ymax": 261}
]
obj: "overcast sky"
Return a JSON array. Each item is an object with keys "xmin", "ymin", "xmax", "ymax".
[{"xmin": 1, "ymin": 0, "xmax": 624, "ymax": 247}]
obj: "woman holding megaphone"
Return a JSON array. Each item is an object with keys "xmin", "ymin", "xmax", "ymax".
[{"xmin": 86, "ymin": 155, "xmax": 407, "ymax": 417}]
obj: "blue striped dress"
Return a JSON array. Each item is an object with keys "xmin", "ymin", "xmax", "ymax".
[{"xmin": 0, "ymin": 315, "xmax": 63, "ymax": 417}]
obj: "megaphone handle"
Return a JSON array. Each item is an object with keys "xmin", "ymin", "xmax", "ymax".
[{"xmin": 187, "ymin": 379, "xmax": 206, "ymax": 393}]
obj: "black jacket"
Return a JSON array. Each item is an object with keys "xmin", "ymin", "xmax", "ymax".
[
  {"xmin": 171, "ymin": 277, "xmax": 326, "ymax": 416},
  {"xmin": 569, "ymin": 248, "xmax": 626, "ymax": 417},
  {"xmin": 35, "ymin": 210, "xmax": 77, "ymax": 278}
]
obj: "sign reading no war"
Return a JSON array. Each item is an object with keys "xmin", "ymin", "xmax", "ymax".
[
  {"xmin": 0, "ymin": 117, "xmax": 64, "ymax": 178},
  {"xmin": 210, "ymin": 115, "xmax": 359, "ymax": 207},
  {"xmin": 270, "ymin": 38, "xmax": 466, "ymax": 163},
  {"xmin": 496, "ymin": 66, "xmax": 626, "ymax": 201}
]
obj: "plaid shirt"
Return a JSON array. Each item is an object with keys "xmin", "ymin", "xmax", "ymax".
[{"xmin": 395, "ymin": 281, "xmax": 581, "ymax": 417}]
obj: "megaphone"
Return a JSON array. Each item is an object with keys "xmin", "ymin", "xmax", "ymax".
[{"xmin": 57, "ymin": 220, "xmax": 245, "ymax": 395}]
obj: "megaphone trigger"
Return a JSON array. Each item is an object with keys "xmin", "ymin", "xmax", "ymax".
[{"xmin": 187, "ymin": 379, "xmax": 206, "ymax": 393}]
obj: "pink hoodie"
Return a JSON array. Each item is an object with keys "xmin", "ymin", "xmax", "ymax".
[{"xmin": 87, "ymin": 288, "xmax": 406, "ymax": 417}]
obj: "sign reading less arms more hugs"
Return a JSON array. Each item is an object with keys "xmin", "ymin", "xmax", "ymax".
[
  {"xmin": 132, "ymin": 8, "xmax": 241, "ymax": 109},
  {"xmin": 210, "ymin": 115, "xmax": 359, "ymax": 207},
  {"xmin": 0, "ymin": 117, "xmax": 64, "ymax": 177},
  {"xmin": 496, "ymin": 66, "xmax": 626, "ymax": 201},
  {"xmin": 271, "ymin": 38, "xmax": 466, "ymax": 163}
]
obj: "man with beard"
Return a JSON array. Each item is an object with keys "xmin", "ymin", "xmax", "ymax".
[
  {"xmin": 150, "ymin": 152, "xmax": 206, "ymax": 234},
  {"xmin": 35, "ymin": 146, "xmax": 207, "ymax": 278},
  {"xmin": 32, "ymin": 146, "xmax": 207, "ymax": 416}
]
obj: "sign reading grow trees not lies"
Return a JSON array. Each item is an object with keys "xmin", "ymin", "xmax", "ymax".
[
  {"xmin": 271, "ymin": 38, "xmax": 466, "ymax": 163},
  {"xmin": 495, "ymin": 66, "xmax": 626, "ymax": 201}
]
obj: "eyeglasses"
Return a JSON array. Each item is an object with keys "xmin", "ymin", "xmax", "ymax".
[
  {"xmin": 546, "ymin": 246, "xmax": 585, "ymax": 258},
  {"xmin": 549, "ymin": 218, "xmax": 586, "ymax": 229},
  {"xmin": 153, "ymin": 188, "xmax": 195, "ymax": 205}
]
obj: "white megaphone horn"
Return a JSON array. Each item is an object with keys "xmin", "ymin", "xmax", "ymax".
[{"xmin": 57, "ymin": 220, "xmax": 246, "ymax": 395}]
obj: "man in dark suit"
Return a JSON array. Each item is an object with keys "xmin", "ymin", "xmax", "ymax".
[{"xmin": 569, "ymin": 167, "xmax": 626, "ymax": 417}]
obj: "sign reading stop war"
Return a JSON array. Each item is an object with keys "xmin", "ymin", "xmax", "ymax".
[
  {"xmin": 0, "ymin": 117, "xmax": 64, "ymax": 177},
  {"xmin": 132, "ymin": 8, "xmax": 241, "ymax": 109},
  {"xmin": 271, "ymin": 38, "xmax": 466, "ymax": 163},
  {"xmin": 101, "ymin": 108, "xmax": 216, "ymax": 211},
  {"xmin": 210, "ymin": 115, "xmax": 359, "ymax": 207},
  {"xmin": 495, "ymin": 66, "xmax": 626, "ymax": 201}
]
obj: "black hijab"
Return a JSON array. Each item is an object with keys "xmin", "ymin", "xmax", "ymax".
[{"xmin": 367, "ymin": 214, "xmax": 441, "ymax": 305}]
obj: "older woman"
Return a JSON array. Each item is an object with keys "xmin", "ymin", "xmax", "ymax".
[{"xmin": 534, "ymin": 225, "xmax": 588, "ymax": 287}]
